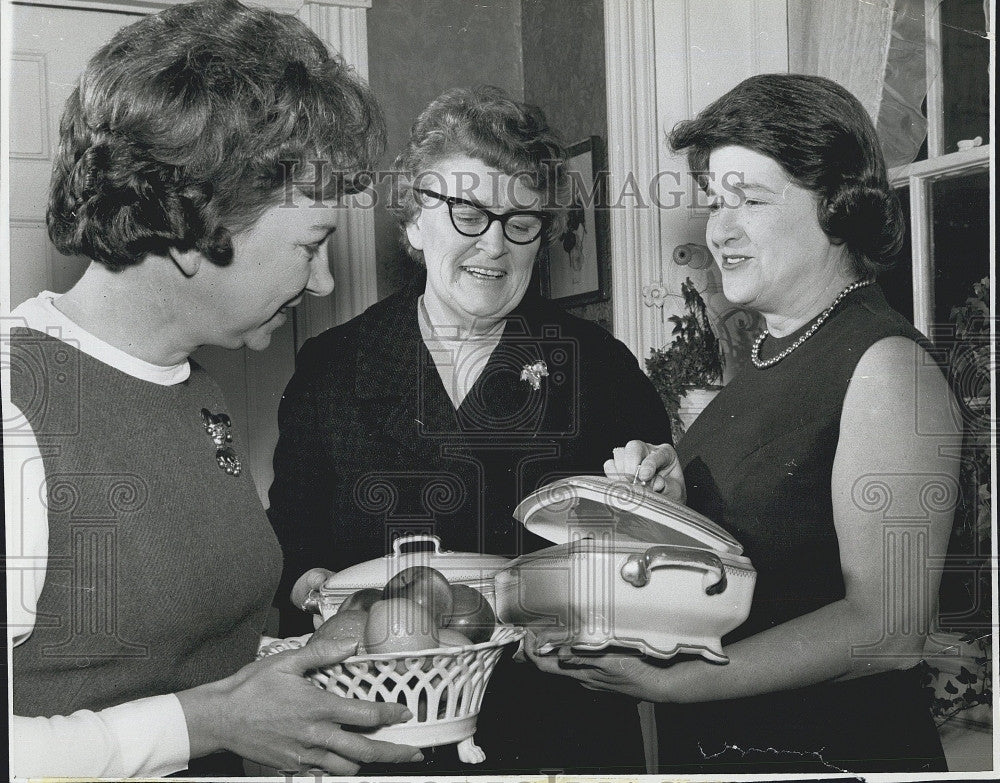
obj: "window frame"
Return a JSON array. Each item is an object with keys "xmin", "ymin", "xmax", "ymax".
[
  {"xmin": 884, "ymin": 0, "xmax": 992, "ymax": 338},
  {"xmin": 888, "ymin": 145, "xmax": 991, "ymax": 337}
]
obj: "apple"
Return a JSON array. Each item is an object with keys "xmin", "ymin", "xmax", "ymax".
[
  {"xmin": 382, "ymin": 566, "xmax": 454, "ymax": 625},
  {"xmin": 443, "ymin": 584, "xmax": 496, "ymax": 644},
  {"xmin": 364, "ymin": 598, "xmax": 439, "ymax": 655},
  {"xmin": 309, "ymin": 609, "xmax": 368, "ymax": 647},
  {"xmin": 338, "ymin": 587, "xmax": 382, "ymax": 614},
  {"xmin": 436, "ymin": 628, "xmax": 474, "ymax": 648}
]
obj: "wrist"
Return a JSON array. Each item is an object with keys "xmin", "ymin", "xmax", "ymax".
[
  {"xmin": 176, "ymin": 676, "xmax": 231, "ymax": 759},
  {"xmin": 647, "ymin": 658, "xmax": 696, "ymax": 704}
]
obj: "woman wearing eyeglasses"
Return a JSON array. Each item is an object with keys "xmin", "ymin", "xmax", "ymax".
[{"xmin": 266, "ymin": 85, "xmax": 676, "ymax": 774}]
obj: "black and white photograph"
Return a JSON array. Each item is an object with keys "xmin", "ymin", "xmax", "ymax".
[{"xmin": 2, "ymin": 0, "xmax": 994, "ymax": 780}]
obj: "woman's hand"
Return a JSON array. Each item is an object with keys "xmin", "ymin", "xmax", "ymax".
[
  {"xmin": 522, "ymin": 631, "xmax": 676, "ymax": 702},
  {"xmin": 604, "ymin": 440, "xmax": 686, "ymax": 502},
  {"xmin": 178, "ymin": 639, "xmax": 423, "ymax": 775},
  {"xmin": 291, "ymin": 568, "xmax": 334, "ymax": 630}
]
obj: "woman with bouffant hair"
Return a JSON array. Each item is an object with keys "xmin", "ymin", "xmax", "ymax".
[
  {"xmin": 533, "ymin": 74, "xmax": 960, "ymax": 774},
  {"xmin": 387, "ymin": 85, "xmax": 571, "ymax": 255},
  {"xmin": 7, "ymin": 0, "xmax": 423, "ymax": 777},
  {"xmin": 673, "ymin": 73, "xmax": 905, "ymax": 277},
  {"xmin": 46, "ymin": 0, "xmax": 383, "ymax": 272},
  {"xmin": 268, "ymin": 85, "xmax": 673, "ymax": 773}
]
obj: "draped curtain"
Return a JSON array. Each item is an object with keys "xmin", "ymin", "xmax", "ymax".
[{"xmin": 788, "ymin": 0, "xmax": 933, "ymax": 169}]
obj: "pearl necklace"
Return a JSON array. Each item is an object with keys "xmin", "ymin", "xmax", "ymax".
[{"xmin": 751, "ymin": 278, "xmax": 874, "ymax": 369}]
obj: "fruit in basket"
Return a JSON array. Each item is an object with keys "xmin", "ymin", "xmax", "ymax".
[
  {"xmin": 383, "ymin": 566, "xmax": 454, "ymax": 624},
  {"xmin": 443, "ymin": 584, "xmax": 496, "ymax": 644},
  {"xmin": 364, "ymin": 598, "xmax": 440, "ymax": 654},
  {"xmin": 309, "ymin": 609, "xmax": 368, "ymax": 646},
  {"xmin": 338, "ymin": 587, "xmax": 382, "ymax": 614},
  {"xmin": 436, "ymin": 628, "xmax": 474, "ymax": 647}
]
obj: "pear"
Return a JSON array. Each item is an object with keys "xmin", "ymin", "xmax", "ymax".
[
  {"xmin": 383, "ymin": 566, "xmax": 454, "ymax": 625},
  {"xmin": 443, "ymin": 584, "xmax": 496, "ymax": 644}
]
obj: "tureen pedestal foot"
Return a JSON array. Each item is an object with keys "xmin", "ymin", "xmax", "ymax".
[{"xmin": 457, "ymin": 736, "xmax": 486, "ymax": 764}]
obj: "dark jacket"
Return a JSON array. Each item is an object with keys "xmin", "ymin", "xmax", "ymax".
[
  {"xmin": 267, "ymin": 275, "xmax": 672, "ymax": 774},
  {"xmin": 269, "ymin": 275, "xmax": 672, "ymax": 617}
]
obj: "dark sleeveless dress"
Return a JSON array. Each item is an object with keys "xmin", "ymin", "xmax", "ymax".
[{"xmin": 657, "ymin": 284, "xmax": 948, "ymax": 774}]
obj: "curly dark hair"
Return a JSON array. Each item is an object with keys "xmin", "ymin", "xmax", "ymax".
[
  {"xmin": 669, "ymin": 73, "xmax": 903, "ymax": 277},
  {"xmin": 47, "ymin": 0, "xmax": 385, "ymax": 271},
  {"xmin": 388, "ymin": 85, "xmax": 569, "ymax": 264}
]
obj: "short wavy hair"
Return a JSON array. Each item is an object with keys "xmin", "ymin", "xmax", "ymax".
[
  {"xmin": 669, "ymin": 73, "xmax": 903, "ymax": 277},
  {"xmin": 48, "ymin": 0, "xmax": 385, "ymax": 271},
  {"xmin": 388, "ymin": 86, "xmax": 569, "ymax": 263}
]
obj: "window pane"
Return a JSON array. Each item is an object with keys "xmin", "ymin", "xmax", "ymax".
[
  {"xmin": 930, "ymin": 171, "xmax": 990, "ymax": 330},
  {"xmin": 941, "ymin": 0, "xmax": 991, "ymax": 151},
  {"xmin": 881, "ymin": 172, "xmax": 989, "ymax": 336}
]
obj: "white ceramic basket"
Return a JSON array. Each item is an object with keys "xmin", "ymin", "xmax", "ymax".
[{"xmin": 267, "ymin": 625, "xmax": 524, "ymax": 764}]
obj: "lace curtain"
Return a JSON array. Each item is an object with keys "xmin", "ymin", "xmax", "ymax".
[{"xmin": 788, "ymin": 0, "xmax": 933, "ymax": 169}]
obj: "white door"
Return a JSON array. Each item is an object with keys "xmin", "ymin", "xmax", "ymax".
[
  {"xmin": 604, "ymin": 0, "xmax": 788, "ymax": 378},
  {"xmin": 8, "ymin": 3, "xmax": 138, "ymax": 306}
]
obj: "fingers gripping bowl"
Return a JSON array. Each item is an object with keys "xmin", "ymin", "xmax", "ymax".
[
  {"xmin": 258, "ymin": 626, "xmax": 523, "ymax": 763},
  {"xmin": 308, "ymin": 625, "xmax": 524, "ymax": 761}
]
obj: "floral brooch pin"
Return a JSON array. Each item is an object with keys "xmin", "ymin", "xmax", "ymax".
[
  {"xmin": 201, "ymin": 408, "xmax": 242, "ymax": 476},
  {"xmin": 520, "ymin": 360, "xmax": 549, "ymax": 391}
]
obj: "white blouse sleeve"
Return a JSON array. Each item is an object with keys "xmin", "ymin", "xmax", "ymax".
[
  {"xmin": 5, "ymin": 402, "xmax": 192, "ymax": 779},
  {"xmin": 5, "ymin": 401, "xmax": 49, "ymax": 646},
  {"xmin": 11, "ymin": 696, "xmax": 190, "ymax": 779}
]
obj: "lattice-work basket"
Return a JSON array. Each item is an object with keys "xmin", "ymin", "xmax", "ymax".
[{"xmin": 308, "ymin": 625, "xmax": 523, "ymax": 763}]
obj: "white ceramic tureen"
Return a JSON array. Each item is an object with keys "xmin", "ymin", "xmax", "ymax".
[
  {"xmin": 302, "ymin": 533, "xmax": 511, "ymax": 620},
  {"xmin": 494, "ymin": 475, "xmax": 756, "ymax": 663}
]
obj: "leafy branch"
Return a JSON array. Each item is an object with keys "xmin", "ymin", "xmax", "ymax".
[
  {"xmin": 929, "ymin": 277, "xmax": 993, "ymax": 724},
  {"xmin": 646, "ymin": 278, "xmax": 724, "ymax": 436},
  {"xmin": 922, "ymin": 633, "xmax": 993, "ymax": 726}
]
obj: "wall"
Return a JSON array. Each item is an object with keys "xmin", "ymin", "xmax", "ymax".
[
  {"xmin": 366, "ymin": 0, "xmax": 525, "ymax": 297},
  {"xmin": 521, "ymin": 0, "xmax": 611, "ymax": 331},
  {"xmin": 7, "ymin": 4, "xmax": 140, "ymax": 310}
]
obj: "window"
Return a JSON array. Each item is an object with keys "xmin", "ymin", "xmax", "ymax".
[
  {"xmin": 887, "ymin": 0, "xmax": 993, "ymax": 653},
  {"xmin": 881, "ymin": 0, "xmax": 991, "ymax": 337}
]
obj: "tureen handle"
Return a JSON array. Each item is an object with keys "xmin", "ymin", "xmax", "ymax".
[
  {"xmin": 392, "ymin": 533, "xmax": 445, "ymax": 557},
  {"xmin": 620, "ymin": 546, "xmax": 727, "ymax": 595}
]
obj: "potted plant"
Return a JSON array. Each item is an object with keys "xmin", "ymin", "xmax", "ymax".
[
  {"xmin": 646, "ymin": 277, "xmax": 725, "ymax": 440},
  {"xmin": 922, "ymin": 277, "xmax": 992, "ymax": 749}
]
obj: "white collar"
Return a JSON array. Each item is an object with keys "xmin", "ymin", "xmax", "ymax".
[{"xmin": 8, "ymin": 292, "xmax": 190, "ymax": 386}]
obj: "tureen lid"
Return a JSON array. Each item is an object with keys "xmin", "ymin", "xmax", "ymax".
[
  {"xmin": 513, "ymin": 475, "xmax": 744, "ymax": 556},
  {"xmin": 320, "ymin": 534, "xmax": 511, "ymax": 593}
]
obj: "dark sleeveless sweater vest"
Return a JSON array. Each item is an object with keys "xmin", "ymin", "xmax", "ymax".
[
  {"xmin": 11, "ymin": 327, "xmax": 282, "ymax": 721},
  {"xmin": 677, "ymin": 283, "xmax": 933, "ymax": 640}
]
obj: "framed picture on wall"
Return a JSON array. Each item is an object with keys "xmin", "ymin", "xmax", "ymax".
[{"xmin": 539, "ymin": 135, "xmax": 610, "ymax": 307}]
